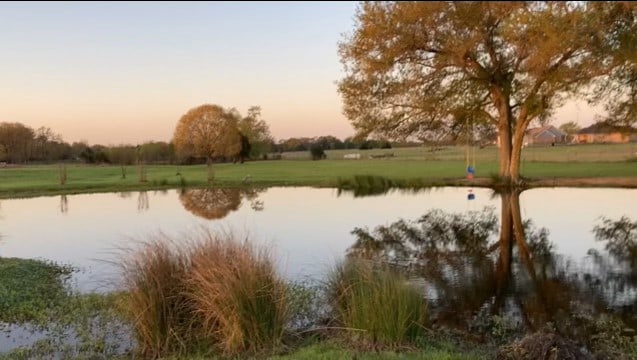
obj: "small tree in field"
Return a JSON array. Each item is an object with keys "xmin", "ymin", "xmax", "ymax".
[
  {"xmin": 309, "ymin": 144, "xmax": 326, "ymax": 160},
  {"xmin": 172, "ymin": 104, "xmax": 242, "ymax": 182}
]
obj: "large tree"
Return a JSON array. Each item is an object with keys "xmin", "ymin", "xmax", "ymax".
[
  {"xmin": 338, "ymin": 2, "xmax": 636, "ymax": 184},
  {"xmin": 173, "ymin": 104, "xmax": 242, "ymax": 179}
]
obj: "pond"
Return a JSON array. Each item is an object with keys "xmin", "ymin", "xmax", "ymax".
[{"xmin": 0, "ymin": 186, "xmax": 635, "ymax": 354}]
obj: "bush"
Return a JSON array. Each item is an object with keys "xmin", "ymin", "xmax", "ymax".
[
  {"xmin": 358, "ymin": 140, "xmax": 373, "ymax": 150},
  {"xmin": 119, "ymin": 238, "xmax": 195, "ymax": 357},
  {"xmin": 309, "ymin": 145, "xmax": 326, "ymax": 160},
  {"xmin": 119, "ymin": 231, "xmax": 289, "ymax": 358},
  {"xmin": 188, "ymin": 237, "xmax": 288, "ymax": 356},
  {"xmin": 326, "ymin": 259, "xmax": 428, "ymax": 347}
]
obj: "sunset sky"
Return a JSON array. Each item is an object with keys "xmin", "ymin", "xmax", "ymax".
[{"xmin": 1, "ymin": 1, "xmax": 603, "ymax": 145}]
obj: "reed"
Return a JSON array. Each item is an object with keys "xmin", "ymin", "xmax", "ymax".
[{"xmin": 326, "ymin": 259, "xmax": 428, "ymax": 347}]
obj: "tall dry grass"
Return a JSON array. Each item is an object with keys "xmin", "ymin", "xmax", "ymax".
[
  {"xmin": 119, "ymin": 238, "xmax": 195, "ymax": 357},
  {"xmin": 189, "ymin": 237, "xmax": 288, "ymax": 355},
  {"xmin": 327, "ymin": 259, "xmax": 428, "ymax": 347},
  {"xmin": 119, "ymin": 231, "xmax": 288, "ymax": 358}
]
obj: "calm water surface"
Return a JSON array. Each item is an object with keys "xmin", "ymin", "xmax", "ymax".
[
  {"xmin": 0, "ymin": 186, "xmax": 635, "ymax": 352},
  {"xmin": 0, "ymin": 187, "xmax": 634, "ymax": 290}
]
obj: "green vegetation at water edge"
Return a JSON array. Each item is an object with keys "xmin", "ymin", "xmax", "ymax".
[
  {"xmin": 0, "ymin": 257, "xmax": 131, "ymax": 359},
  {"xmin": 0, "ymin": 257, "xmax": 73, "ymax": 324}
]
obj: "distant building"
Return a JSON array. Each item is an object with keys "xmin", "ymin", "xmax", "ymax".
[
  {"xmin": 523, "ymin": 125, "xmax": 567, "ymax": 146},
  {"xmin": 575, "ymin": 122, "xmax": 637, "ymax": 144}
]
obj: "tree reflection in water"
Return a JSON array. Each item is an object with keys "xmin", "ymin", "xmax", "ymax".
[
  {"xmin": 60, "ymin": 194, "xmax": 68, "ymax": 214},
  {"xmin": 347, "ymin": 189, "xmax": 637, "ymax": 339},
  {"xmin": 179, "ymin": 187, "xmax": 266, "ymax": 220}
]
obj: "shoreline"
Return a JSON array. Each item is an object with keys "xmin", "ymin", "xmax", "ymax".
[{"xmin": 1, "ymin": 176, "xmax": 635, "ymax": 200}]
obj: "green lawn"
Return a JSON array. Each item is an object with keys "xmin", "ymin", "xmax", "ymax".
[
  {"xmin": 284, "ymin": 143, "xmax": 637, "ymax": 162},
  {"xmin": 0, "ymin": 144, "xmax": 635, "ymax": 198}
]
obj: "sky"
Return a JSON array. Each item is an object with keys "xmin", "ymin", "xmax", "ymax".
[{"xmin": 0, "ymin": 1, "xmax": 603, "ymax": 145}]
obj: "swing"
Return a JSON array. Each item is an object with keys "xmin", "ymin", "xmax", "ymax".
[
  {"xmin": 465, "ymin": 118, "xmax": 477, "ymax": 201},
  {"xmin": 465, "ymin": 118, "xmax": 477, "ymax": 180}
]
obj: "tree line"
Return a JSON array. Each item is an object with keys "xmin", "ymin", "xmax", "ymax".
[
  {"xmin": 0, "ymin": 117, "xmax": 421, "ymax": 165},
  {"xmin": 0, "ymin": 122, "xmax": 177, "ymax": 165}
]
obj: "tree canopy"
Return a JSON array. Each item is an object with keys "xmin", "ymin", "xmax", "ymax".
[
  {"xmin": 172, "ymin": 104, "xmax": 242, "ymax": 162},
  {"xmin": 339, "ymin": 1, "xmax": 636, "ymax": 183},
  {"xmin": 237, "ymin": 106, "xmax": 274, "ymax": 159},
  {"xmin": 558, "ymin": 121, "xmax": 581, "ymax": 135}
]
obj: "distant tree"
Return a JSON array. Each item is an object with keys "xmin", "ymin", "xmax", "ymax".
[
  {"xmin": 559, "ymin": 122, "xmax": 581, "ymax": 135},
  {"xmin": 79, "ymin": 145, "xmax": 109, "ymax": 164},
  {"xmin": 237, "ymin": 134, "xmax": 251, "ymax": 163},
  {"xmin": 338, "ymin": 2, "xmax": 636, "ymax": 184},
  {"xmin": 343, "ymin": 136, "xmax": 360, "ymax": 150},
  {"xmin": 0, "ymin": 122, "xmax": 34, "ymax": 163},
  {"xmin": 309, "ymin": 144, "xmax": 326, "ymax": 160},
  {"xmin": 314, "ymin": 135, "xmax": 345, "ymax": 150},
  {"xmin": 31, "ymin": 127, "xmax": 63, "ymax": 161},
  {"xmin": 277, "ymin": 137, "xmax": 312, "ymax": 152},
  {"xmin": 108, "ymin": 145, "xmax": 137, "ymax": 166},
  {"xmin": 559, "ymin": 121, "xmax": 582, "ymax": 143},
  {"xmin": 358, "ymin": 140, "xmax": 372, "ymax": 150},
  {"xmin": 172, "ymin": 104, "xmax": 242, "ymax": 180},
  {"xmin": 138, "ymin": 141, "xmax": 174, "ymax": 164},
  {"xmin": 237, "ymin": 106, "xmax": 274, "ymax": 159}
]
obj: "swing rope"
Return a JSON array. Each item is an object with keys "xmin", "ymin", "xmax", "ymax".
[
  {"xmin": 465, "ymin": 118, "xmax": 476, "ymax": 173},
  {"xmin": 466, "ymin": 117, "xmax": 477, "ymax": 201}
]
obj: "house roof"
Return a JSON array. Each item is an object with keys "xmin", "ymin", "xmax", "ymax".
[
  {"xmin": 525, "ymin": 125, "xmax": 565, "ymax": 139},
  {"xmin": 578, "ymin": 122, "xmax": 637, "ymax": 134}
]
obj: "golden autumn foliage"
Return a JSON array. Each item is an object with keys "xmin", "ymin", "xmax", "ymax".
[
  {"xmin": 338, "ymin": 2, "xmax": 637, "ymax": 184},
  {"xmin": 172, "ymin": 104, "xmax": 242, "ymax": 161}
]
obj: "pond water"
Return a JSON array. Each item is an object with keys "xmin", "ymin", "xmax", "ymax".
[{"xmin": 0, "ymin": 186, "xmax": 635, "ymax": 352}]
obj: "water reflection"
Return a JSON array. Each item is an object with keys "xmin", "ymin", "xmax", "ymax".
[
  {"xmin": 179, "ymin": 187, "xmax": 266, "ymax": 220},
  {"xmin": 59, "ymin": 195, "xmax": 68, "ymax": 214},
  {"xmin": 347, "ymin": 189, "xmax": 637, "ymax": 337},
  {"xmin": 137, "ymin": 191, "xmax": 149, "ymax": 212},
  {"xmin": 586, "ymin": 216, "xmax": 637, "ymax": 314},
  {"xmin": 117, "ymin": 192, "xmax": 133, "ymax": 199}
]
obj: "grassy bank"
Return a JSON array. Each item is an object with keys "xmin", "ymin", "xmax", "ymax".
[{"xmin": 1, "ymin": 156, "xmax": 636, "ymax": 198}]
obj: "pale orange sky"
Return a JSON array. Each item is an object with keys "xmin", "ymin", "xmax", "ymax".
[{"xmin": 0, "ymin": 2, "xmax": 603, "ymax": 145}]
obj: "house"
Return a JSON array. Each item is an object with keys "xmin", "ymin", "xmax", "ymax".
[
  {"xmin": 522, "ymin": 125, "xmax": 567, "ymax": 146},
  {"xmin": 575, "ymin": 122, "xmax": 637, "ymax": 144}
]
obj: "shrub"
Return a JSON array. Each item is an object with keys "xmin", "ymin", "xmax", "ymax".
[
  {"xmin": 309, "ymin": 145, "xmax": 326, "ymax": 160},
  {"xmin": 326, "ymin": 259, "xmax": 427, "ymax": 347},
  {"xmin": 188, "ymin": 237, "xmax": 289, "ymax": 356},
  {"xmin": 119, "ymin": 231, "xmax": 289, "ymax": 357},
  {"xmin": 119, "ymin": 238, "xmax": 195, "ymax": 357}
]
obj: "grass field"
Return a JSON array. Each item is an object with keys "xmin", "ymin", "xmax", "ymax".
[
  {"xmin": 0, "ymin": 144, "xmax": 635, "ymax": 198},
  {"xmin": 283, "ymin": 143, "xmax": 637, "ymax": 162}
]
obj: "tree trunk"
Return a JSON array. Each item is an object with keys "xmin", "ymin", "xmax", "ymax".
[
  {"xmin": 509, "ymin": 120, "xmax": 529, "ymax": 184},
  {"xmin": 494, "ymin": 100, "xmax": 529, "ymax": 186},
  {"xmin": 493, "ymin": 87, "xmax": 517, "ymax": 185},
  {"xmin": 498, "ymin": 120, "xmax": 513, "ymax": 181},
  {"xmin": 206, "ymin": 156, "xmax": 214, "ymax": 183}
]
